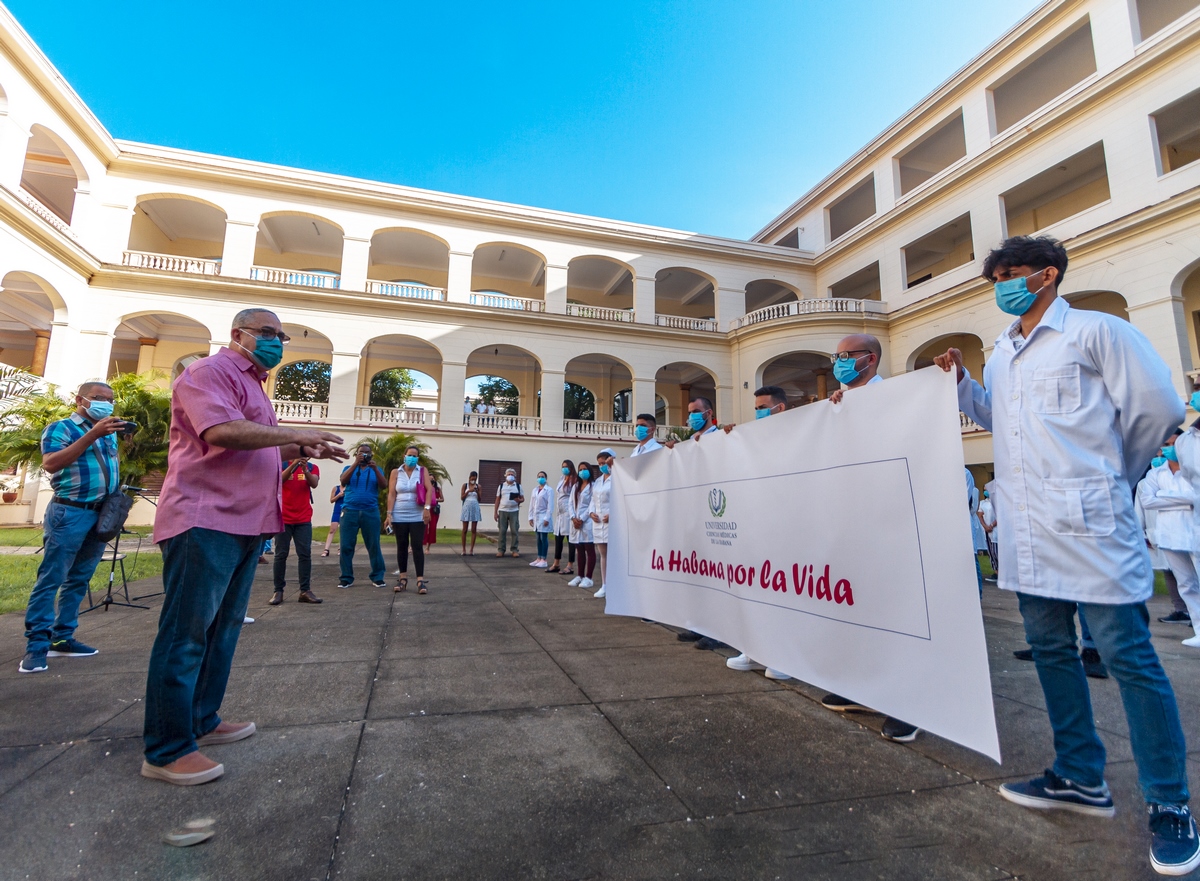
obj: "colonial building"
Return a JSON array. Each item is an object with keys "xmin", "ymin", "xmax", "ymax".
[{"xmin": 1, "ymin": 0, "xmax": 1199, "ymax": 525}]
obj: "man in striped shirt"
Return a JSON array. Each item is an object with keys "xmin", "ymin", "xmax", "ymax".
[{"xmin": 20, "ymin": 381, "xmax": 125, "ymax": 674}]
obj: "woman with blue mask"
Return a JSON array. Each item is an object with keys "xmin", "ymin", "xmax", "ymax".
[
  {"xmin": 568, "ymin": 464, "xmax": 596, "ymax": 589},
  {"xmin": 589, "ymin": 449, "xmax": 615, "ymax": 598},
  {"xmin": 547, "ymin": 460, "xmax": 577, "ymax": 574},
  {"xmin": 1142, "ymin": 430, "xmax": 1200, "ymax": 644},
  {"xmin": 528, "ymin": 471, "xmax": 553, "ymax": 568},
  {"xmin": 385, "ymin": 445, "xmax": 436, "ymax": 595},
  {"xmin": 460, "ymin": 471, "xmax": 481, "ymax": 556}
]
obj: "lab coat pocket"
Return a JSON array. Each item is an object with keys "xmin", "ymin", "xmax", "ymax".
[
  {"xmin": 1043, "ymin": 476, "xmax": 1115, "ymax": 537},
  {"xmin": 1030, "ymin": 365, "xmax": 1081, "ymax": 415}
]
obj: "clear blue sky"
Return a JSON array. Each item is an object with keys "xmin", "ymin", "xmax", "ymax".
[{"xmin": 10, "ymin": 0, "xmax": 1040, "ymax": 240}]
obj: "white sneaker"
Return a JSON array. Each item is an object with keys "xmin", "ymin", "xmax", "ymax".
[
  {"xmin": 764, "ymin": 668, "xmax": 792, "ymax": 680},
  {"xmin": 726, "ymin": 653, "xmax": 765, "ymax": 672},
  {"xmin": 1183, "ymin": 635, "xmax": 1200, "ymax": 648},
  {"xmin": 593, "ymin": 585, "xmax": 606, "ymax": 598},
  {"xmin": 529, "ymin": 559, "xmax": 541, "ymax": 567},
  {"xmin": 536, "ymin": 560, "xmax": 549, "ymax": 568},
  {"xmin": 579, "ymin": 577, "xmax": 594, "ymax": 588},
  {"xmin": 567, "ymin": 576, "xmax": 582, "ymax": 587},
  {"xmin": 243, "ymin": 616, "xmax": 255, "ymax": 624}
]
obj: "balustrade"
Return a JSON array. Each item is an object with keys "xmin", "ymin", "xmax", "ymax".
[
  {"xmin": 354, "ymin": 406, "xmax": 438, "ymax": 426},
  {"xmin": 468, "ymin": 292, "xmax": 546, "ymax": 312},
  {"xmin": 367, "ymin": 281, "xmax": 446, "ymax": 301},
  {"xmin": 562, "ymin": 420, "xmax": 633, "ymax": 438},
  {"xmin": 960, "ymin": 413, "xmax": 988, "ymax": 434},
  {"xmin": 463, "ymin": 413, "xmax": 542, "ymax": 432},
  {"xmin": 565, "ymin": 304, "xmax": 635, "ymax": 323},
  {"xmin": 250, "ymin": 266, "xmax": 341, "ymax": 289},
  {"xmin": 732, "ymin": 298, "xmax": 888, "ymax": 329},
  {"xmin": 654, "ymin": 314, "xmax": 719, "ymax": 332},
  {"xmin": 123, "ymin": 250, "xmax": 221, "ymax": 276},
  {"xmin": 18, "ymin": 189, "xmax": 79, "ymax": 241},
  {"xmin": 271, "ymin": 399, "xmax": 329, "ymax": 421}
]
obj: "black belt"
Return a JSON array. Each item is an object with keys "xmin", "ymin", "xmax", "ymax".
[{"xmin": 54, "ymin": 497, "xmax": 104, "ymax": 511}]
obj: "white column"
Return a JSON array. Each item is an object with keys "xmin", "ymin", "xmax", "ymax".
[
  {"xmin": 73, "ymin": 199, "xmax": 132, "ymax": 264},
  {"xmin": 1091, "ymin": 0, "xmax": 1136, "ymax": 72},
  {"xmin": 1128, "ymin": 295, "xmax": 1193, "ymax": 395},
  {"xmin": 0, "ymin": 115, "xmax": 30, "ymax": 191},
  {"xmin": 970, "ymin": 202, "xmax": 1005, "ymax": 267},
  {"xmin": 327, "ymin": 351, "xmax": 361, "ymax": 422},
  {"xmin": 594, "ymin": 369, "xmax": 614, "ymax": 421},
  {"xmin": 874, "ymin": 158, "xmax": 896, "ymax": 215},
  {"xmin": 632, "ymin": 378, "xmax": 656, "ymax": 422},
  {"xmin": 716, "ymin": 286, "xmax": 746, "ymax": 332},
  {"xmin": 136, "ymin": 338, "xmax": 158, "ymax": 374},
  {"xmin": 446, "ymin": 251, "xmax": 473, "ymax": 304},
  {"xmin": 340, "ymin": 236, "xmax": 371, "ymax": 292},
  {"xmin": 544, "ymin": 264, "xmax": 568, "ymax": 314},
  {"xmin": 634, "ymin": 275, "xmax": 655, "ymax": 325},
  {"xmin": 961, "ymin": 90, "xmax": 993, "ymax": 157},
  {"xmin": 221, "ymin": 219, "xmax": 258, "ymax": 279},
  {"xmin": 540, "ymin": 369, "xmax": 565, "ymax": 432},
  {"xmin": 439, "ymin": 360, "xmax": 468, "ymax": 426},
  {"xmin": 716, "ymin": 383, "xmax": 734, "ymax": 427}
]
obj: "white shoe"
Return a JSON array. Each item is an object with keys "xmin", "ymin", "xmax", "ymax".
[
  {"xmin": 764, "ymin": 668, "xmax": 792, "ymax": 680},
  {"xmin": 1183, "ymin": 635, "xmax": 1200, "ymax": 648},
  {"xmin": 579, "ymin": 577, "xmax": 594, "ymax": 588},
  {"xmin": 243, "ymin": 616, "xmax": 255, "ymax": 624},
  {"xmin": 593, "ymin": 585, "xmax": 606, "ymax": 598},
  {"xmin": 567, "ymin": 576, "xmax": 582, "ymax": 587},
  {"xmin": 529, "ymin": 559, "xmax": 541, "ymax": 567},
  {"xmin": 536, "ymin": 560, "xmax": 549, "ymax": 568},
  {"xmin": 726, "ymin": 653, "xmax": 765, "ymax": 672}
]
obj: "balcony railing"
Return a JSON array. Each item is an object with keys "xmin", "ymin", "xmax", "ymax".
[
  {"xmin": 355, "ymin": 406, "xmax": 438, "ymax": 426},
  {"xmin": 566, "ymin": 304, "xmax": 635, "ymax": 323},
  {"xmin": 562, "ymin": 419, "xmax": 633, "ymax": 438},
  {"xmin": 251, "ymin": 267, "xmax": 341, "ymax": 289},
  {"xmin": 469, "ymin": 292, "xmax": 546, "ymax": 312},
  {"xmin": 655, "ymin": 314, "xmax": 719, "ymax": 332},
  {"xmin": 123, "ymin": 250, "xmax": 221, "ymax": 276},
  {"xmin": 367, "ymin": 281, "xmax": 446, "ymax": 301},
  {"xmin": 464, "ymin": 413, "xmax": 542, "ymax": 432},
  {"xmin": 961, "ymin": 413, "xmax": 988, "ymax": 434},
  {"xmin": 272, "ymin": 399, "xmax": 329, "ymax": 421},
  {"xmin": 18, "ymin": 188, "xmax": 79, "ymax": 241},
  {"xmin": 732, "ymin": 298, "xmax": 888, "ymax": 329}
]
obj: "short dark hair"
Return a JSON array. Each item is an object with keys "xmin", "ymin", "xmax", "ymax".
[
  {"xmin": 689, "ymin": 396, "xmax": 714, "ymax": 413},
  {"xmin": 78, "ymin": 381, "xmax": 113, "ymax": 398},
  {"xmin": 635, "ymin": 413, "xmax": 656, "ymax": 426},
  {"xmin": 753, "ymin": 386, "xmax": 788, "ymax": 408},
  {"xmin": 981, "ymin": 236, "xmax": 1068, "ymax": 285}
]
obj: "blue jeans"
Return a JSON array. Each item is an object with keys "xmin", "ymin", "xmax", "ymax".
[
  {"xmin": 339, "ymin": 507, "xmax": 385, "ymax": 585},
  {"xmin": 24, "ymin": 500, "xmax": 108, "ymax": 652},
  {"xmin": 536, "ymin": 530, "xmax": 549, "ymax": 558},
  {"xmin": 143, "ymin": 528, "xmax": 260, "ymax": 766},
  {"xmin": 1018, "ymin": 593, "xmax": 1189, "ymax": 805}
]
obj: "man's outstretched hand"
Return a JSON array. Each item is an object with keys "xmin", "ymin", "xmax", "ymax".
[
  {"xmin": 932, "ymin": 348, "xmax": 965, "ymax": 383},
  {"xmin": 296, "ymin": 430, "xmax": 348, "ymax": 461}
]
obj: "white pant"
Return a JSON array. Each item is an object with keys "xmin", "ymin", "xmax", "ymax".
[{"xmin": 1165, "ymin": 549, "xmax": 1200, "ymax": 634}]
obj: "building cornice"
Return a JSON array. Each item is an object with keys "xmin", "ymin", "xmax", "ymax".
[{"xmin": 0, "ymin": 184, "xmax": 100, "ymax": 276}]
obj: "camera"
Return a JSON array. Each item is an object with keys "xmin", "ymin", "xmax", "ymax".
[
  {"xmin": 118, "ymin": 421, "xmax": 138, "ymax": 436},
  {"xmin": 360, "ymin": 451, "xmax": 373, "ymax": 463}
]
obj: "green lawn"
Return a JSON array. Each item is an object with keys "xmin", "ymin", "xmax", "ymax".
[
  {"xmin": 0, "ymin": 551, "xmax": 165, "ymax": 615},
  {"xmin": 0, "ymin": 526, "xmax": 154, "ymax": 548}
]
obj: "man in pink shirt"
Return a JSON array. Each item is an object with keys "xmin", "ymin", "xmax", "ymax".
[{"xmin": 141, "ymin": 308, "xmax": 346, "ymax": 786}]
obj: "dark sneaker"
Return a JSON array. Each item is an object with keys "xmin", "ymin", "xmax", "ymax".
[
  {"xmin": 1149, "ymin": 804, "xmax": 1200, "ymax": 876},
  {"xmin": 821, "ymin": 693, "xmax": 870, "ymax": 713},
  {"xmin": 19, "ymin": 651, "xmax": 47, "ymax": 673},
  {"xmin": 1159, "ymin": 611, "xmax": 1192, "ymax": 624},
  {"xmin": 693, "ymin": 637, "xmax": 722, "ymax": 650},
  {"xmin": 881, "ymin": 717, "xmax": 919, "ymax": 742},
  {"xmin": 47, "ymin": 639, "xmax": 98, "ymax": 657},
  {"xmin": 338, "ymin": 582, "xmax": 353, "ymax": 589},
  {"xmin": 1081, "ymin": 647, "xmax": 1109, "ymax": 679},
  {"xmin": 999, "ymin": 769, "xmax": 1114, "ymax": 817},
  {"xmin": 371, "ymin": 581, "xmax": 387, "ymax": 589},
  {"xmin": 1013, "ymin": 648, "xmax": 1034, "ymax": 661},
  {"xmin": 676, "ymin": 630, "xmax": 703, "ymax": 642}
]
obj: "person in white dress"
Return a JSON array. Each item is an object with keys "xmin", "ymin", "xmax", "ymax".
[
  {"xmin": 568, "ymin": 463, "xmax": 595, "ymax": 589},
  {"xmin": 528, "ymin": 471, "xmax": 553, "ymax": 568},
  {"xmin": 1137, "ymin": 443, "xmax": 1190, "ymax": 625},
  {"xmin": 978, "ymin": 486, "xmax": 998, "ymax": 578},
  {"xmin": 590, "ymin": 449, "xmax": 614, "ymax": 598},
  {"xmin": 547, "ymin": 460, "xmax": 577, "ymax": 575},
  {"xmin": 1143, "ymin": 431, "xmax": 1200, "ymax": 644}
]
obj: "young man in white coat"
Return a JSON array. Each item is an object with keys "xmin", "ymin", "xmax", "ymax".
[{"xmin": 934, "ymin": 235, "xmax": 1195, "ymax": 877}]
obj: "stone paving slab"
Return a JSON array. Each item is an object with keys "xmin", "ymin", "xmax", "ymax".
[{"xmin": 1, "ymin": 546, "xmax": 1199, "ymax": 879}]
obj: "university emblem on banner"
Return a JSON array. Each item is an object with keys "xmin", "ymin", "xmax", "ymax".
[{"xmin": 708, "ymin": 488, "xmax": 726, "ymax": 518}]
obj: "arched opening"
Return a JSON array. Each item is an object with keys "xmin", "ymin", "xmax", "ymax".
[
  {"xmin": 126, "ymin": 195, "xmax": 227, "ymax": 274},
  {"xmin": 655, "ymin": 361, "xmax": 718, "ymax": 428},
  {"xmin": 20, "ymin": 125, "xmax": 86, "ymax": 224},
  {"xmin": 360, "ymin": 334, "xmax": 444, "ymax": 425},
  {"xmin": 567, "ymin": 256, "xmax": 634, "ymax": 312},
  {"xmin": 274, "ymin": 360, "xmax": 331, "ymax": 402},
  {"xmin": 655, "ymin": 267, "xmax": 716, "ymax": 330},
  {"xmin": 108, "ymin": 313, "xmax": 213, "ymax": 384},
  {"xmin": 1178, "ymin": 263, "xmax": 1200, "ymax": 375},
  {"xmin": 471, "ymin": 243, "xmax": 546, "ymax": 308},
  {"xmin": 909, "ymin": 333, "xmax": 986, "ymax": 377},
  {"xmin": 466, "ymin": 344, "xmax": 542, "ymax": 422},
  {"xmin": 172, "ymin": 353, "xmax": 207, "ymax": 382},
  {"xmin": 745, "ymin": 279, "xmax": 800, "ymax": 314},
  {"xmin": 368, "ymin": 228, "xmax": 449, "ymax": 299},
  {"xmin": 1065, "ymin": 290, "xmax": 1129, "ymax": 320},
  {"xmin": 758, "ymin": 352, "xmax": 834, "ymax": 406},
  {"xmin": 0, "ymin": 272, "xmax": 63, "ymax": 376},
  {"xmin": 564, "ymin": 383, "xmax": 595, "ymax": 420},
  {"xmin": 252, "ymin": 213, "xmax": 343, "ymax": 288},
  {"xmin": 565, "ymin": 353, "xmax": 634, "ymax": 424}
]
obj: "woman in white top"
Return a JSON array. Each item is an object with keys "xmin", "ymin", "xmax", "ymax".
[
  {"xmin": 547, "ymin": 460, "xmax": 577, "ymax": 575},
  {"xmin": 568, "ymin": 463, "xmax": 596, "ymax": 589},
  {"xmin": 385, "ymin": 445, "xmax": 436, "ymax": 594},
  {"xmin": 1140, "ymin": 431, "xmax": 1200, "ymax": 644},
  {"xmin": 528, "ymin": 471, "xmax": 553, "ymax": 568},
  {"xmin": 460, "ymin": 471, "xmax": 482, "ymax": 556},
  {"xmin": 589, "ymin": 450, "xmax": 614, "ymax": 598}
]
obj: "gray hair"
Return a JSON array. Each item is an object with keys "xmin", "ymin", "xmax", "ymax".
[{"xmin": 232, "ymin": 308, "xmax": 278, "ymax": 329}]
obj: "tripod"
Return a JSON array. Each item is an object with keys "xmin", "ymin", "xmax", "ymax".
[
  {"xmin": 81, "ymin": 486, "xmax": 155, "ymax": 613},
  {"xmin": 127, "ymin": 488, "xmax": 163, "ymax": 601}
]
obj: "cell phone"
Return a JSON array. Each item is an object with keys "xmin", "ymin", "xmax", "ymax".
[
  {"xmin": 385, "ymin": 525, "xmax": 393, "ymax": 535},
  {"xmin": 119, "ymin": 421, "xmax": 138, "ymax": 436}
]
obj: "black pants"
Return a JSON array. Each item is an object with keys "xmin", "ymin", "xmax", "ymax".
[
  {"xmin": 273, "ymin": 522, "xmax": 312, "ymax": 591},
  {"xmin": 554, "ymin": 534, "xmax": 575, "ymax": 564},
  {"xmin": 394, "ymin": 521, "xmax": 426, "ymax": 577}
]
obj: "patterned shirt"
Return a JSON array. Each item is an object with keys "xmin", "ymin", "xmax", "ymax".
[{"xmin": 41, "ymin": 413, "xmax": 119, "ymax": 503}]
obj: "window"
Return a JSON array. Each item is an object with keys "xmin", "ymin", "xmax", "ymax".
[
  {"xmin": 1152, "ymin": 89, "xmax": 1200, "ymax": 174},
  {"xmin": 896, "ymin": 112, "xmax": 967, "ymax": 196},
  {"xmin": 479, "ymin": 461, "xmax": 522, "ymax": 496},
  {"xmin": 902, "ymin": 214, "xmax": 974, "ymax": 289},
  {"xmin": 1134, "ymin": 0, "xmax": 1200, "ymax": 41},
  {"xmin": 829, "ymin": 262, "xmax": 881, "ymax": 300},
  {"xmin": 827, "ymin": 175, "xmax": 876, "ymax": 242},
  {"xmin": 989, "ymin": 19, "xmax": 1096, "ymax": 135},
  {"xmin": 775, "ymin": 229, "xmax": 800, "ymax": 249},
  {"xmin": 1001, "ymin": 143, "xmax": 1110, "ymax": 236}
]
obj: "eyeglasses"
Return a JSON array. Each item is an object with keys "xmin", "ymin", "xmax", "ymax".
[
  {"xmin": 833, "ymin": 350, "xmax": 871, "ymax": 362},
  {"xmin": 237, "ymin": 326, "xmax": 291, "ymax": 345}
]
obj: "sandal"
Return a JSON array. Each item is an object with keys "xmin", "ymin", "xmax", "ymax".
[
  {"xmin": 562, "ymin": 568, "xmax": 575, "ymax": 576},
  {"xmin": 394, "ymin": 577, "xmax": 408, "ymax": 593},
  {"xmin": 546, "ymin": 564, "xmax": 560, "ymax": 573},
  {"xmin": 268, "ymin": 590, "xmax": 283, "ymax": 606},
  {"xmin": 320, "ymin": 549, "xmax": 329, "ymax": 557},
  {"xmin": 417, "ymin": 578, "xmax": 428, "ymax": 595}
]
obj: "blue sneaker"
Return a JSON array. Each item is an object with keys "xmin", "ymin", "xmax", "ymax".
[
  {"xmin": 47, "ymin": 639, "xmax": 98, "ymax": 657},
  {"xmin": 18, "ymin": 650, "xmax": 47, "ymax": 673},
  {"xmin": 999, "ymin": 769, "xmax": 1114, "ymax": 818},
  {"xmin": 1149, "ymin": 804, "xmax": 1200, "ymax": 876}
]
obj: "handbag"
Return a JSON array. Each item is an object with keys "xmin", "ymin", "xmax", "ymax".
[
  {"xmin": 415, "ymin": 467, "xmax": 427, "ymax": 507},
  {"xmin": 90, "ymin": 441, "xmax": 131, "ymax": 541}
]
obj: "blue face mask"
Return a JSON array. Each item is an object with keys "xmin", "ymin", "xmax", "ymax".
[
  {"xmin": 579, "ymin": 470, "xmax": 590, "ymax": 480},
  {"xmin": 688, "ymin": 412, "xmax": 707, "ymax": 432},
  {"xmin": 1152, "ymin": 456, "xmax": 1168, "ymax": 469},
  {"xmin": 1162, "ymin": 445, "xmax": 1178, "ymax": 463},
  {"xmin": 1190, "ymin": 392, "xmax": 1200, "ymax": 412},
  {"xmin": 85, "ymin": 399, "xmax": 114, "ymax": 420},
  {"xmin": 537, "ymin": 476, "xmax": 547, "ymax": 485},
  {"xmin": 993, "ymin": 272, "xmax": 1043, "ymax": 316},
  {"xmin": 754, "ymin": 408, "xmax": 771, "ymax": 420},
  {"xmin": 634, "ymin": 425, "xmax": 651, "ymax": 442},
  {"xmin": 242, "ymin": 335, "xmax": 284, "ymax": 370},
  {"xmin": 404, "ymin": 455, "xmax": 419, "ymax": 467},
  {"xmin": 832, "ymin": 356, "xmax": 862, "ymax": 386},
  {"xmin": 562, "ymin": 467, "xmax": 571, "ymax": 476},
  {"xmin": 600, "ymin": 464, "xmax": 610, "ymax": 474}
]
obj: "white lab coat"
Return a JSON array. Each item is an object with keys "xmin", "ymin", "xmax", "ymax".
[
  {"xmin": 591, "ymin": 475, "xmax": 611, "ymax": 543},
  {"xmin": 529, "ymin": 483, "xmax": 553, "ymax": 532},
  {"xmin": 967, "ymin": 470, "xmax": 987, "ymax": 552},
  {"xmin": 553, "ymin": 478, "xmax": 574, "ymax": 536},
  {"xmin": 630, "ymin": 438, "xmax": 663, "ymax": 456},
  {"xmin": 1136, "ymin": 462, "xmax": 1196, "ymax": 553},
  {"xmin": 957, "ymin": 296, "xmax": 1183, "ymax": 604},
  {"xmin": 568, "ymin": 482, "xmax": 594, "ymax": 544}
]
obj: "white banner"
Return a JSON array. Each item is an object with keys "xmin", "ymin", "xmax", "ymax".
[{"xmin": 607, "ymin": 368, "xmax": 1000, "ymax": 761}]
